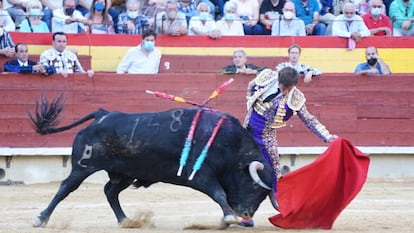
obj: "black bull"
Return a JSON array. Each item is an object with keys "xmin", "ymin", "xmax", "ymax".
[{"xmin": 29, "ymin": 96, "xmax": 276, "ymax": 228}]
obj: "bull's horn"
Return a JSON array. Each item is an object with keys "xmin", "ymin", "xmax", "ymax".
[{"xmin": 248, "ymin": 161, "xmax": 272, "ymax": 190}]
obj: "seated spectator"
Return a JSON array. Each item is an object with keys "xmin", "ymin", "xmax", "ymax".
[
  {"xmin": 332, "ymin": 3, "xmax": 370, "ymax": 44},
  {"xmin": 0, "ymin": 0, "xmax": 15, "ymax": 32},
  {"xmin": 117, "ymin": 29, "xmax": 162, "ymax": 74},
  {"xmin": 259, "ymin": 0, "xmax": 285, "ymax": 35},
  {"xmin": 319, "ymin": 0, "xmax": 336, "ymax": 35},
  {"xmin": 362, "ymin": 0, "xmax": 392, "ymax": 36},
  {"xmin": 215, "ymin": 1, "xmax": 244, "ymax": 35},
  {"xmin": 52, "ymin": 0, "xmax": 89, "ymax": 33},
  {"xmin": 354, "ymin": 46, "xmax": 391, "ymax": 75},
  {"xmin": 271, "ymin": 1, "xmax": 306, "ymax": 36},
  {"xmin": 142, "ymin": 0, "xmax": 167, "ymax": 29},
  {"xmin": 275, "ymin": 44, "xmax": 321, "ymax": 83},
  {"xmin": 389, "ymin": 0, "xmax": 414, "ymax": 36},
  {"xmin": 19, "ymin": 0, "xmax": 50, "ymax": 33},
  {"xmin": 358, "ymin": 0, "xmax": 384, "ymax": 16},
  {"xmin": 155, "ymin": 0, "xmax": 188, "ymax": 36},
  {"xmin": 40, "ymin": 1, "xmax": 92, "ymax": 31},
  {"xmin": 188, "ymin": 2, "xmax": 221, "ymax": 38},
  {"xmin": 177, "ymin": 0, "xmax": 216, "ymax": 22},
  {"xmin": 219, "ymin": 49, "xmax": 265, "ymax": 74},
  {"xmin": 291, "ymin": 0, "xmax": 327, "ymax": 35},
  {"xmin": 40, "ymin": 32, "xmax": 94, "ymax": 77},
  {"xmin": 4, "ymin": 43, "xmax": 55, "ymax": 75},
  {"xmin": 117, "ymin": 0, "xmax": 149, "ymax": 34},
  {"xmin": 86, "ymin": 0, "xmax": 115, "ymax": 34},
  {"xmin": 231, "ymin": 0, "xmax": 264, "ymax": 35},
  {"xmin": 0, "ymin": 28, "xmax": 14, "ymax": 57}
]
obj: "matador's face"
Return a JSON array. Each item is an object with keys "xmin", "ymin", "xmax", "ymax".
[{"xmin": 278, "ymin": 83, "xmax": 294, "ymax": 96}]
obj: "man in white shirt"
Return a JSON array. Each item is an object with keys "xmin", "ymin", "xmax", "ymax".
[
  {"xmin": 117, "ymin": 29, "xmax": 162, "ymax": 74},
  {"xmin": 51, "ymin": 0, "xmax": 89, "ymax": 33},
  {"xmin": 271, "ymin": 1, "xmax": 306, "ymax": 36},
  {"xmin": 332, "ymin": 3, "xmax": 371, "ymax": 41}
]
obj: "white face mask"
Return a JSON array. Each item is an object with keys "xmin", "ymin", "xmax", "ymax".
[
  {"xmin": 283, "ymin": 11, "xmax": 294, "ymax": 20},
  {"xmin": 0, "ymin": 28, "xmax": 4, "ymax": 37},
  {"xmin": 30, "ymin": 8, "xmax": 42, "ymax": 16},
  {"xmin": 127, "ymin": 11, "xmax": 138, "ymax": 19},
  {"xmin": 370, "ymin": 7, "xmax": 381, "ymax": 16}
]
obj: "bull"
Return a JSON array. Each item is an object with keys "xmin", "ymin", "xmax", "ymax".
[{"xmin": 29, "ymin": 96, "xmax": 276, "ymax": 228}]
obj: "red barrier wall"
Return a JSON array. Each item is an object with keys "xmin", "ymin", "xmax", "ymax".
[{"xmin": 0, "ymin": 72, "xmax": 413, "ymax": 147}]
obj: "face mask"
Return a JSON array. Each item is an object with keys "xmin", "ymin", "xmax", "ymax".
[
  {"xmin": 127, "ymin": 11, "xmax": 138, "ymax": 19},
  {"xmin": 224, "ymin": 13, "xmax": 235, "ymax": 21},
  {"xmin": 65, "ymin": 8, "xmax": 75, "ymax": 16},
  {"xmin": 199, "ymin": 12, "xmax": 210, "ymax": 21},
  {"xmin": 370, "ymin": 7, "xmax": 381, "ymax": 16},
  {"xmin": 166, "ymin": 11, "xmax": 177, "ymax": 19},
  {"xmin": 367, "ymin": 58, "xmax": 377, "ymax": 66},
  {"xmin": 95, "ymin": 2, "xmax": 105, "ymax": 12},
  {"xmin": 0, "ymin": 28, "xmax": 3, "ymax": 37},
  {"xmin": 284, "ymin": 11, "xmax": 294, "ymax": 20},
  {"xmin": 345, "ymin": 15, "xmax": 354, "ymax": 22},
  {"xmin": 30, "ymin": 8, "xmax": 41, "ymax": 16},
  {"xmin": 143, "ymin": 41, "xmax": 155, "ymax": 51}
]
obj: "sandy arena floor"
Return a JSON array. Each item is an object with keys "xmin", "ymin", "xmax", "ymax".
[{"xmin": 1, "ymin": 180, "xmax": 414, "ymax": 233}]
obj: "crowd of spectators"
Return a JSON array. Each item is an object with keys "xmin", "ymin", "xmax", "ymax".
[
  {"xmin": 0, "ymin": 0, "xmax": 400, "ymax": 75},
  {"xmin": 0, "ymin": 0, "xmax": 410, "ymax": 36}
]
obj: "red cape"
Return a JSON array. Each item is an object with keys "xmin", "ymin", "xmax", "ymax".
[{"xmin": 269, "ymin": 138, "xmax": 370, "ymax": 229}]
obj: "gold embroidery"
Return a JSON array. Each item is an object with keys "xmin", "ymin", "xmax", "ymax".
[{"xmin": 287, "ymin": 87, "xmax": 306, "ymax": 111}]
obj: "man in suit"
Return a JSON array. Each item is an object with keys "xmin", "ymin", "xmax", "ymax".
[{"xmin": 4, "ymin": 43, "xmax": 55, "ymax": 75}]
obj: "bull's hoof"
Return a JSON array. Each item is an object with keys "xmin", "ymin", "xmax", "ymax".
[
  {"xmin": 223, "ymin": 215, "xmax": 238, "ymax": 225},
  {"xmin": 33, "ymin": 216, "xmax": 48, "ymax": 228}
]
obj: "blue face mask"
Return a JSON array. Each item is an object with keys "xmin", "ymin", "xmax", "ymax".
[
  {"xmin": 345, "ymin": 15, "xmax": 354, "ymax": 21},
  {"xmin": 127, "ymin": 11, "xmax": 139, "ymax": 19},
  {"xmin": 225, "ymin": 13, "xmax": 235, "ymax": 21},
  {"xmin": 95, "ymin": 2, "xmax": 105, "ymax": 12},
  {"xmin": 370, "ymin": 7, "xmax": 381, "ymax": 16},
  {"xmin": 143, "ymin": 41, "xmax": 155, "ymax": 51},
  {"xmin": 30, "ymin": 8, "xmax": 42, "ymax": 16},
  {"xmin": 199, "ymin": 12, "xmax": 210, "ymax": 21}
]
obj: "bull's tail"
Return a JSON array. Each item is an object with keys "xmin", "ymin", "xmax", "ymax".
[{"xmin": 28, "ymin": 95, "xmax": 107, "ymax": 135}]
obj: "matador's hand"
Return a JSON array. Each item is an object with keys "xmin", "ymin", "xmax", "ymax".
[{"xmin": 327, "ymin": 135, "xmax": 338, "ymax": 143}]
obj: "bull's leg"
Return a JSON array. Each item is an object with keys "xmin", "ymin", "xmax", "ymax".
[
  {"xmin": 33, "ymin": 169, "xmax": 95, "ymax": 227},
  {"xmin": 193, "ymin": 180, "xmax": 238, "ymax": 227},
  {"xmin": 104, "ymin": 173, "xmax": 134, "ymax": 225}
]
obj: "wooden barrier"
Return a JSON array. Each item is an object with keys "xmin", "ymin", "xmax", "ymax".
[
  {"xmin": 159, "ymin": 55, "xmax": 288, "ymax": 73},
  {"xmin": 0, "ymin": 72, "xmax": 413, "ymax": 148}
]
